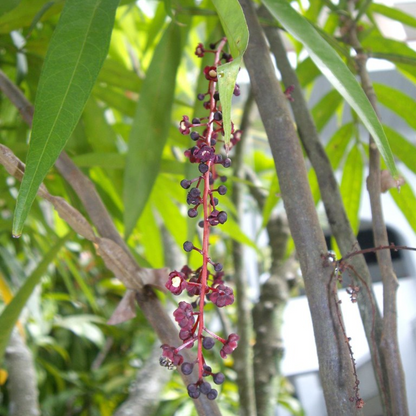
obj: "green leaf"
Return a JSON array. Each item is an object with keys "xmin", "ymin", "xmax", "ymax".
[
  {"xmin": 0, "ymin": 235, "xmax": 68, "ymax": 363},
  {"xmin": 311, "ymin": 89, "xmax": 343, "ymax": 132},
  {"xmin": 383, "ymin": 125, "xmax": 416, "ymax": 175},
  {"xmin": 340, "ymin": 146, "xmax": 363, "ymax": 235},
  {"xmin": 390, "ymin": 181, "xmax": 416, "ymax": 235},
  {"xmin": 370, "ymin": 3, "xmax": 416, "ymax": 29},
  {"xmin": 0, "ymin": 0, "xmax": 21, "ymax": 17},
  {"xmin": 373, "ymin": 83, "xmax": 416, "ymax": 131},
  {"xmin": 98, "ymin": 59, "xmax": 142, "ymax": 92},
  {"xmin": 93, "ymin": 85, "xmax": 136, "ymax": 117},
  {"xmin": 263, "ymin": 0, "xmax": 397, "ymax": 178},
  {"xmin": 261, "ymin": 175, "xmax": 280, "ymax": 229},
  {"xmin": 326, "ymin": 122, "xmax": 354, "ymax": 169},
  {"xmin": 123, "ymin": 22, "xmax": 182, "ymax": 237},
  {"xmin": 296, "ymin": 57, "xmax": 320, "ymax": 87},
  {"xmin": 13, "ymin": 0, "xmax": 119, "ymax": 237},
  {"xmin": 211, "ymin": 0, "xmax": 248, "ymax": 147}
]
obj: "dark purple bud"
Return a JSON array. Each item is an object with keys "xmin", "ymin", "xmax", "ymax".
[
  {"xmin": 214, "ymin": 263, "xmax": 223, "ymax": 272},
  {"xmin": 188, "ymin": 208, "xmax": 198, "ymax": 218},
  {"xmin": 213, "ymin": 372, "xmax": 225, "ymax": 385},
  {"xmin": 207, "ymin": 389, "xmax": 218, "ymax": 400},
  {"xmin": 199, "ymin": 163, "xmax": 209, "ymax": 174},
  {"xmin": 180, "ymin": 179, "xmax": 191, "ymax": 189},
  {"xmin": 218, "ymin": 211, "xmax": 227, "ymax": 224},
  {"xmin": 183, "ymin": 241, "xmax": 193, "ymax": 252},
  {"xmin": 213, "ymin": 112, "xmax": 222, "ymax": 121},
  {"xmin": 190, "ymin": 131, "xmax": 200, "ymax": 141},
  {"xmin": 223, "ymin": 158, "xmax": 231, "ymax": 168},
  {"xmin": 218, "ymin": 185, "xmax": 227, "ymax": 195},
  {"xmin": 198, "ymin": 221, "xmax": 204, "ymax": 228},
  {"xmin": 187, "ymin": 383, "xmax": 200, "ymax": 399},
  {"xmin": 197, "ymin": 93, "xmax": 205, "ymax": 101},
  {"xmin": 213, "ymin": 91, "xmax": 220, "ymax": 101},
  {"xmin": 192, "ymin": 117, "xmax": 201, "ymax": 124},
  {"xmin": 233, "ymin": 83, "xmax": 241, "ymax": 96},
  {"xmin": 181, "ymin": 362, "xmax": 194, "ymax": 375},
  {"xmin": 200, "ymin": 381, "xmax": 211, "ymax": 395},
  {"xmin": 202, "ymin": 337, "xmax": 215, "ymax": 350},
  {"xmin": 220, "ymin": 176, "xmax": 227, "ymax": 182}
]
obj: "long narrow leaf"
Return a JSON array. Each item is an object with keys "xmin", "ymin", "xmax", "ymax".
[
  {"xmin": 123, "ymin": 22, "xmax": 182, "ymax": 237},
  {"xmin": 0, "ymin": 235, "xmax": 68, "ymax": 363},
  {"xmin": 211, "ymin": 0, "xmax": 248, "ymax": 147},
  {"xmin": 311, "ymin": 89, "xmax": 343, "ymax": 132},
  {"xmin": 13, "ymin": 0, "xmax": 119, "ymax": 237},
  {"xmin": 340, "ymin": 146, "xmax": 363, "ymax": 234},
  {"xmin": 263, "ymin": 0, "xmax": 397, "ymax": 178},
  {"xmin": 390, "ymin": 181, "xmax": 416, "ymax": 234},
  {"xmin": 370, "ymin": 3, "xmax": 416, "ymax": 29}
]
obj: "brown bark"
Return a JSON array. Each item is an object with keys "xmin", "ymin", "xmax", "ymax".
[{"xmin": 238, "ymin": 0, "xmax": 363, "ymax": 414}]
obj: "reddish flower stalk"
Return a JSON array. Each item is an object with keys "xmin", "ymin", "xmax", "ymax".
[{"xmin": 161, "ymin": 38, "xmax": 242, "ymax": 400}]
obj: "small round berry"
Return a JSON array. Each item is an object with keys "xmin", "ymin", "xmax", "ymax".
[
  {"xmin": 209, "ymin": 43, "xmax": 216, "ymax": 49},
  {"xmin": 215, "ymin": 155, "xmax": 223, "ymax": 164},
  {"xmin": 218, "ymin": 211, "xmax": 227, "ymax": 224},
  {"xmin": 222, "ymin": 52, "xmax": 231, "ymax": 61},
  {"xmin": 213, "ymin": 372, "xmax": 225, "ymax": 385},
  {"xmin": 212, "ymin": 197, "xmax": 219, "ymax": 206},
  {"xmin": 180, "ymin": 179, "xmax": 191, "ymax": 189},
  {"xmin": 187, "ymin": 383, "xmax": 200, "ymax": 399},
  {"xmin": 192, "ymin": 117, "xmax": 201, "ymax": 124},
  {"xmin": 214, "ymin": 263, "xmax": 223, "ymax": 272},
  {"xmin": 223, "ymin": 158, "xmax": 231, "ymax": 168},
  {"xmin": 214, "ymin": 112, "xmax": 222, "ymax": 121},
  {"xmin": 189, "ymin": 188, "xmax": 201, "ymax": 198},
  {"xmin": 218, "ymin": 185, "xmax": 227, "ymax": 195},
  {"xmin": 220, "ymin": 176, "xmax": 227, "ymax": 182},
  {"xmin": 211, "ymin": 138, "xmax": 217, "ymax": 145},
  {"xmin": 213, "ymin": 91, "xmax": 220, "ymax": 101},
  {"xmin": 197, "ymin": 93, "xmax": 205, "ymax": 101},
  {"xmin": 188, "ymin": 208, "xmax": 198, "ymax": 218},
  {"xmin": 202, "ymin": 364, "xmax": 212, "ymax": 376},
  {"xmin": 198, "ymin": 221, "xmax": 204, "ymax": 228},
  {"xmin": 190, "ymin": 131, "xmax": 200, "ymax": 141},
  {"xmin": 199, "ymin": 163, "xmax": 209, "ymax": 174},
  {"xmin": 183, "ymin": 241, "xmax": 193, "ymax": 252},
  {"xmin": 202, "ymin": 337, "xmax": 215, "ymax": 350},
  {"xmin": 181, "ymin": 362, "xmax": 194, "ymax": 375},
  {"xmin": 200, "ymin": 381, "xmax": 211, "ymax": 395},
  {"xmin": 207, "ymin": 389, "xmax": 218, "ymax": 400}
]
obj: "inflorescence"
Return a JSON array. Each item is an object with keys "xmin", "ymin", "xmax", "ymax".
[{"xmin": 160, "ymin": 38, "xmax": 241, "ymax": 400}]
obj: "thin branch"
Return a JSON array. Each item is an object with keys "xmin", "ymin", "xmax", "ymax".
[
  {"xmin": 231, "ymin": 89, "xmax": 257, "ymax": 416},
  {"xmin": 238, "ymin": 0, "xmax": 362, "ymax": 414},
  {"xmin": 346, "ymin": 5, "xmax": 409, "ymax": 414},
  {"xmin": 257, "ymin": 5, "xmax": 388, "ymax": 407}
]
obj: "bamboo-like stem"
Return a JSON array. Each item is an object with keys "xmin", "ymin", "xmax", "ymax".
[{"xmin": 238, "ymin": 0, "xmax": 362, "ymax": 414}]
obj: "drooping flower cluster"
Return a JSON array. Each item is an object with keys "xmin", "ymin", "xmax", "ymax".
[{"xmin": 160, "ymin": 38, "xmax": 241, "ymax": 400}]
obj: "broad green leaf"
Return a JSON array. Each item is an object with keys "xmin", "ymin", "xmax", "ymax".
[
  {"xmin": 263, "ymin": 0, "xmax": 397, "ymax": 178},
  {"xmin": 93, "ymin": 85, "xmax": 136, "ymax": 117},
  {"xmin": 326, "ymin": 122, "xmax": 354, "ymax": 170},
  {"xmin": 361, "ymin": 35, "xmax": 416, "ymax": 80},
  {"xmin": 0, "ymin": 0, "xmax": 21, "ymax": 17},
  {"xmin": 123, "ymin": 22, "xmax": 182, "ymax": 237},
  {"xmin": 311, "ymin": 89, "xmax": 343, "ymax": 132},
  {"xmin": 373, "ymin": 83, "xmax": 416, "ymax": 131},
  {"xmin": 370, "ymin": 3, "xmax": 416, "ymax": 29},
  {"xmin": 390, "ymin": 181, "xmax": 416, "ymax": 234},
  {"xmin": 138, "ymin": 203, "xmax": 164, "ymax": 268},
  {"xmin": 261, "ymin": 175, "xmax": 280, "ymax": 229},
  {"xmin": 0, "ymin": 235, "xmax": 68, "ymax": 363},
  {"xmin": 383, "ymin": 125, "xmax": 416, "ymax": 175},
  {"xmin": 98, "ymin": 59, "xmax": 142, "ymax": 92},
  {"xmin": 340, "ymin": 146, "xmax": 363, "ymax": 235},
  {"xmin": 211, "ymin": 0, "xmax": 248, "ymax": 147},
  {"xmin": 144, "ymin": 1, "xmax": 166, "ymax": 53},
  {"xmin": 0, "ymin": 0, "xmax": 61, "ymax": 33},
  {"xmin": 13, "ymin": 0, "xmax": 119, "ymax": 237},
  {"xmin": 296, "ymin": 56, "xmax": 320, "ymax": 87}
]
